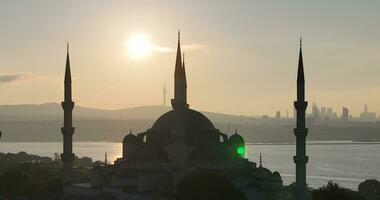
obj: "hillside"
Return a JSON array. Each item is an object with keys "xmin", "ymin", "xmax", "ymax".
[{"xmin": 0, "ymin": 103, "xmax": 379, "ymax": 142}]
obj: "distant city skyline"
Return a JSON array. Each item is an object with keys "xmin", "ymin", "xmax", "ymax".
[{"xmin": 1, "ymin": 1, "xmax": 380, "ymax": 116}]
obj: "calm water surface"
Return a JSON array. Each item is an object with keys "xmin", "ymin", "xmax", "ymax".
[{"xmin": 1, "ymin": 142, "xmax": 379, "ymax": 190}]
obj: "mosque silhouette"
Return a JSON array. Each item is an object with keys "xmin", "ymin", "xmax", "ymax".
[{"xmin": 61, "ymin": 32, "xmax": 308, "ymax": 200}]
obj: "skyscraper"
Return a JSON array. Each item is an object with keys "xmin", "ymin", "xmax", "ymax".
[
  {"xmin": 342, "ymin": 107, "xmax": 349, "ymax": 121},
  {"xmin": 294, "ymin": 39, "xmax": 308, "ymax": 200},
  {"xmin": 320, "ymin": 107, "xmax": 326, "ymax": 119},
  {"xmin": 61, "ymin": 43, "xmax": 75, "ymax": 185},
  {"xmin": 276, "ymin": 111, "xmax": 281, "ymax": 119},
  {"xmin": 327, "ymin": 108, "xmax": 333, "ymax": 120}
]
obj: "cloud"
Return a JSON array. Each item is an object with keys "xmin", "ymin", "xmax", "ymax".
[
  {"xmin": 0, "ymin": 73, "xmax": 58, "ymax": 84},
  {"xmin": 183, "ymin": 44, "xmax": 208, "ymax": 51},
  {"xmin": 151, "ymin": 44, "xmax": 208, "ymax": 53},
  {"xmin": 0, "ymin": 73, "xmax": 34, "ymax": 83}
]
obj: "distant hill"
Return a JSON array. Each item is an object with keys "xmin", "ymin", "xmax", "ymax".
[
  {"xmin": 0, "ymin": 103, "xmax": 257, "ymax": 142},
  {"xmin": 0, "ymin": 103, "xmax": 252, "ymax": 123},
  {"xmin": 0, "ymin": 103, "xmax": 379, "ymax": 143}
]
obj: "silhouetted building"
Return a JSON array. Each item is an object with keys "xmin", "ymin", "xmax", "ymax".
[
  {"xmin": 320, "ymin": 107, "xmax": 326, "ymax": 119},
  {"xmin": 333, "ymin": 112, "xmax": 338, "ymax": 120},
  {"xmin": 61, "ymin": 44, "xmax": 75, "ymax": 185},
  {"xmin": 276, "ymin": 111, "xmax": 281, "ymax": 119},
  {"xmin": 312, "ymin": 102, "xmax": 319, "ymax": 119},
  {"xmin": 342, "ymin": 107, "xmax": 349, "ymax": 121},
  {"xmin": 359, "ymin": 104, "xmax": 376, "ymax": 122},
  {"xmin": 294, "ymin": 39, "xmax": 308, "ymax": 200},
  {"xmin": 85, "ymin": 33, "xmax": 283, "ymax": 200},
  {"xmin": 327, "ymin": 108, "xmax": 333, "ymax": 120}
]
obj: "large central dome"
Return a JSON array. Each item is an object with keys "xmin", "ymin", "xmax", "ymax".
[{"xmin": 151, "ymin": 109, "xmax": 216, "ymax": 132}]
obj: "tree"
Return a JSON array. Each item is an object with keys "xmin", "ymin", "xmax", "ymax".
[
  {"xmin": 359, "ymin": 179, "xmax": 380, "ymax": 195},
  {"xmin": 175, "ymin": 171, "xmax": 247, "ymax": 200},
  {"xmin": 312, "ymin": 181, "xmax": 359, "ymax": 200},
  {"xmin": 0, "ymin": 171, "xmax": 28, "ymax": 199}
]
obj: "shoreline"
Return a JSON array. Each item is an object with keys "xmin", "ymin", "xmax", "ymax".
[{"xmin": 2, "ymin": 141, "xmax": 380, "ymax": 145}]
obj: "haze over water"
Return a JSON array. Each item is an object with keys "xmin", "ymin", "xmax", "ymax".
[{"xmin": 1, "ymin": 142, "xmax": 379, "ymax": 190}]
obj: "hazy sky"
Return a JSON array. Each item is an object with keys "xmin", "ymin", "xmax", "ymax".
[{"xmin": 0, "ymin": 0, "xmax": 380, "ymax": 116}]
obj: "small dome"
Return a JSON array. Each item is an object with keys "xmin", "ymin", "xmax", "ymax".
[
  {"xmin": 123, "ymin": 131, "xmax": 137, "ymax": 144},
  {"xmin": 254, "ymin": 167, "xmax": 272, "ymax": 179},
  {"xmin": 272, "ymin": 171, "xmax": 282, "ymax": 181},
  {"xmin": 229, "ymin": 129, "xmax": 244, "ymax": 144}
]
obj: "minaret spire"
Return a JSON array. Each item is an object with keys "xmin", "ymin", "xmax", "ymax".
[
  {"xmin": 182, "ymin": 53, "xmax": 187, "ymax": 87},
  {"xmin": 175, "ymin": 30, "xmax": 182, "ymax": 74},
  {"xmin": 297, "ymin": 37, "xmax": 305, "ymax": 84},
  {"xmin": 64, "ymin": 42, "xmax": 72, "ymax": 99},
  {"xmin": 171, "ymin": 31, "xmax": 188, "ymax": 109},
  {"xmin": 61, "ymin": 43, "xmax": 75, "ymax": 186},
  {"xmin": 259, "ymin": 153, "xmax": 263, "ymax": 168},
  {"xmin": 294, "ymin": 39, "xmax": 308, "ymax": 200}
]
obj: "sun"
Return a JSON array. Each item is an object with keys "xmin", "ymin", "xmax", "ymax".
[{"xmin": 127, "ymin": 33, "xmax": 152, "ymax": 59}]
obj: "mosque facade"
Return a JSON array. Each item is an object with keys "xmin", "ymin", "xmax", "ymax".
[{"xmin": 86, "ymin": 33, "xmax": 283, "ymax": 200}]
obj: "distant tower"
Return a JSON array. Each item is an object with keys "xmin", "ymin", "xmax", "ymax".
[
  {"xmin": 287, "ymin": 110, "xmax": 289, "ymax": 119},
  {"xmin": 163, "ymin": 82, "xmax": 167, "ymax": 107},
  {"xmin": 259, "ymin": 153, "xmax": 263, "ymax": 168},
  {"xmin": 364, "ymin": 104, "xmax": 368, "ymax": 113},
  {"xmin": 105, "ymin": 152, "xmax": 108, "ymax": 165},
  {"xmin": 342, "ymin": 107, "xmax": 349, "ymax": 121},
  {"xmin": 171, "ymin": 30, "xmax": 189, "ymax": 110},
  {"xmin": 61, "ymin": 43, "xmax": 75, "ymax": 185},
  {"xmin": 294, "ymin": 38, "xmax": 308, "ymax": 200},
  {"xmin": 276, "ymin": 111, "xmax": 281, "ymax": 119}
]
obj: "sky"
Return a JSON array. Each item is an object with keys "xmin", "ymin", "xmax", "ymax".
[{"xmin": 0, "ymin": 0, "xmax": 380, "ymax": 116}]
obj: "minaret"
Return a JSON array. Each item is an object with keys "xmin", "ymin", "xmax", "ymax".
[
  {"xmin": 163, "ymin": 82, "xmax": 167, "ymax": 107},
  {"xmin": 259, "ymin": 153, "xmax": 263, "ymax": 168},
  {"xmin": 61, "ymin": 43, "xmax": 75, "ymax": 185},
  {"xmin": 171, "ymin": 31, "xmax": 189, "ymax": 109},
  {"xmin": 294, "ymin": 38, "xmax": 308, "ymax": 200}
]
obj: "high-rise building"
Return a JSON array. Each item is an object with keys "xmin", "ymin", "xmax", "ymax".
[
  {"xmin": 327, "ymin": 108, "xmax": 333, "ymax": 120},
  {"xmin": 276, "ymin": 111, "xmax": 281, "ymax": 119},
  {"xmin": 320, "ymin": 107, "xmax": 326, "ymax": 119},
  {"xmin": 312, "ymin": 102, "xmax": 319, "ymax": 119},
  {"xmin": 360, "ymin": 104, "xmax": 377, "ymax": 122},
  {"xmin": 333, "ymin": 112, "xmax": 338, "ymax": 119},
  {"xmin": 342, "ymin": 107, "xmax": 349, "ymax": 121},
  {"xmin": 287, "ymin": 110, "xmax": 289, "ymax": 119}
]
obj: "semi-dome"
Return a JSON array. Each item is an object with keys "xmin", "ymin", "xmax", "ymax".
[
  {"xmin": 229, "ymin": 130, "xmax": 244, "ymax": 144},
  {"xmin": 123, "ymin": 132, "xmax": 138, "ymax": 144},
  {"xmin": 151, "ymin": 109, "xmax": 216, "ymax": 132}
]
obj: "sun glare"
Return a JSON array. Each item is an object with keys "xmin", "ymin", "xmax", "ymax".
[{"xmin": 128, "ymin": 33, "xmax": 152, "ymax": 59}]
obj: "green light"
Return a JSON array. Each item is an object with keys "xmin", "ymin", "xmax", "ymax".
[{"xmin": 237, "ymin": 146, "xmax": 245, "ymax": 156}]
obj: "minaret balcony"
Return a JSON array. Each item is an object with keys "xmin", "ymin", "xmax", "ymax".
[
  {"xmin": 62, "ymin": 101, "xmax": 75, "ymax": 110},
  {"xmin": 61, "ymin": 153, "xmax": 75, "ymax": 161},
  {"xmin": 294, "ymin": 101, "xmax": 308, "ymax": 110},
  {"xmin": 293, "ymin": 128, "xmax": 308, "ymax": 137},
  {"xmin": 61, "ymin": 127, "xmax": 75, "ymax": 135},
  {"xmin": 293, "ymin": 155, "xmax": 309, "ymax": 164}
]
